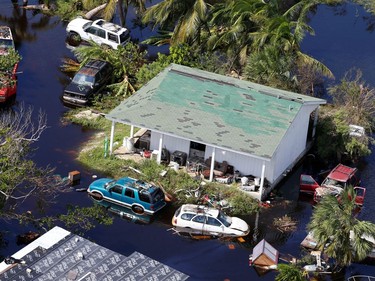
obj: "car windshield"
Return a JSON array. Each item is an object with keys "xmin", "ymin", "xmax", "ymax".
[
  {"xmin": 82, "ymin": 21, "xmax": 92, "ymax": 30},
  {"xmin": 72, "ymin": 73, "xmax": 95, "ymax": 86},
  {"xmin": 104, "ymin": 180, "xmax": 116, "ymax": 189},
  {"xmin": 217, "ymin": 211, "xmax": 232, "ymax": 227},
  {"xmin": 119, "ymin": 31, "xmax": 130, "ymax": 44},
  {"xmin": 0, "ymin": 39, "xmax": 13, "ymax": 48}
]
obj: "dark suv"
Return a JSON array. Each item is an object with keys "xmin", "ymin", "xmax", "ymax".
[{"xmin": 62, "ymin": 59, "xmax": 112, "ymax": 106}]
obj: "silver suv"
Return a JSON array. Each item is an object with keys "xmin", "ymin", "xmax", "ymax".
[{"xmin": 66, "ymin": 17, "xmax": 130, "ymax": 49}]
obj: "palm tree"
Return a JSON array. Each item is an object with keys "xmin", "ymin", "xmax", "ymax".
[
  {"xmin": 64, "ymin": 41, "xmax": 147, "ymax": 98},
  {"xmin": 209, "ymin": 0, "xmax": 335, "ymax": 78},
  {"xmin": 308, "ymin": 186, "xmax": 375, "ymax": 267},
  {"xmin": 275, "ymin": 263, "xmax": 307, "ymax": 281},
  {"xmin": 141, "ymin": 0, "xmax": 212, "ymax": 46}
]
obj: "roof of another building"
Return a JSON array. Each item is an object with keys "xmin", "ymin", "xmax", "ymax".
[
  {"xmin": 0, "ymin": 226, "xmax": 189, "ymax": 280},
  {"xmin": 106, "ymin": 64, "xmax": 326, "ymax": 159}
]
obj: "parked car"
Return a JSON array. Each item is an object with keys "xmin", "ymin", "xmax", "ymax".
[
  {"xmin": 66, "ymin": 17, "xmax": 130, "ymax": 49},
  {"xmin": 87, "ymin": 176, "xmax": 167, "ymax": 215},
  {"xmin": 313, "ymin": 185, "xmax": 366, "ymax": 206},
  {"xmin": 300, "ymin": 163, "xmax": 365, "ymax": 206},
  {"xmin": 62, "ymin": 59, "xmax": 113, "ymax": 106},
  {"xmin": 0, "ymin": 26, "xmax": 15, "ymax": 55},
  {"xmin": 172, "ymin": 204, "xmax": 250, "ymax": 238},
  {"xmin": 300, "ymin": 163, "xmax": 360, "ymax": 195}
]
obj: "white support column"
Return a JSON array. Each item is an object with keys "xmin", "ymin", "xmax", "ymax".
[
  {"xmin": 130, "ymin": 125, "xmax": 134, "ymax": 138},
  {"xmin": 157, "ymin": 134, "xmax": 163, "ymax": 164},
  {"xmin": 209, "ymin": 147, "xmax": 216, "ymax": 182},
  {"xmin": 253, "ymin": 211, "xmax": 259, "ymax": 242},
  {"xmin": 312, "ymin": 107, "xmax": 319, "ymax": 138},
  {"xmin": 258, "ymin": 162, "xmax": 266, "ymax": 201},
  {"xmin": 109, "ymin": 121, "xmax": 115, "ymax": 155}
]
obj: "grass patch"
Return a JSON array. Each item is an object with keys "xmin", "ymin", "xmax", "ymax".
[{"xmin": 69, "ymin": 107, "xmax": 260, "ymax": 216}]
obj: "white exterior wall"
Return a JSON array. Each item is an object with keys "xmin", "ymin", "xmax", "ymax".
[
  {"xmin": 271, "ymin": 104, "xmax": 318, "ymax": 182},
  {"xmin": 150, "ymin": 132, "xmax": 190, "ymax": 154},
  {"xmin": 148, "ymin": 104, "xmax": 319, "ymax": 186},
  {"xmin": 204, "ymin": 146, "xmax": 272, "ymax": 181}
]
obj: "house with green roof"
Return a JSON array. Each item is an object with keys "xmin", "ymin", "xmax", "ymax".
[{"xmin": 106, "ymin": 64, "xmax": 326, "ymax": 200}]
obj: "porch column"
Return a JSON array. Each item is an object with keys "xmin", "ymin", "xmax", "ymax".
[
  {"xmin": 209, "ymin": 147, "xmax": 216, "ymax": 182},
  {"xmin": 130, "ymin": 125, "xmax": 134, "ymax": 138},
  {"xmin": 312, "ymin": 107, "xmax": 319, "ymax": 139},
  {"xmin": 109, "ymin": 120, "xmax": 115, "ymax": 155},
  {"xmin": 157, "ymin": 134, "xmax": 163, "ymax": 164},
  {"xmin": 253, "ymin": 211, "xmax": 259, "ymax": 242},
  {"xmin": 258, "ymin": 161, "xmax": 266, "ymax": 201}
]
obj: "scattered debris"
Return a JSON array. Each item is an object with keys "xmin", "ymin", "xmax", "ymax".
[
  {"xmin": 273, "ymin": 215, "xmax": 297, "ymax": 232},
  {"xmin": 16, "ymin": 231, "xmax": 40, "ymax": 245}
]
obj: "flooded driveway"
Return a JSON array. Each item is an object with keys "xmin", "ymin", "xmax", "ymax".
[{"xmin": 1, "ymin": 1, "xmax": 374, "ymax": 280}]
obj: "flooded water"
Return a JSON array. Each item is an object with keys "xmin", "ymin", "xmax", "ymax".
[{"xmin": 0, "ymin": 1, "xmax": 375, "ymax": 280}]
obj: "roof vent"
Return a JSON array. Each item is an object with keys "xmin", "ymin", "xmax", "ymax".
[{"xmin": 289, "ymin": 105, "xmax": 293, "ymax": 111}]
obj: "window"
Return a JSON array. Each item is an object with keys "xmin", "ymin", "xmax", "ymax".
[
  {"xmin": 217, "ymin": 212, "xmax": 231, "ymax": 227},
  {"xmin": 124, "ymin": 188, "xmax": 135, "ymax": 198},
  {"xmin": 86, "ymin": 26, "xmax": 98, "ymax": 35},
  {"xmin": 138, "ymin": 190, "xmax": 150, "ymax": 203},
  {"xmin": 300, "ymin": 175, "xmax": 317, "ymax": 185},
  {"xmin": 86, "ymin": 27, "xmax": 105, "ymax": 39},
  {"xmin": 108, "ymin": 33, "xmax": 118, "ymax": 43},
  {"xmin": 181, "ymin": 213, "xmax": 195, "ymax": 221},
  {"xmin": 119, "ymin": 31, "xmax": 130, "ymax": 44},
  {"xmin": 206, "ymin": 217, "xmax": 222, "ymax": 227},
  {"xmin": 111, "ymin": 185, "xmax": 123, "ymax": 194},
  {"xmin": 96, "ymin": 29, "xmax": 106, "ymax": 39},
  {"xmin": 192, "ymin": 215, "xmax": 206, "ymax": 224},
  {"xmin": 95, "ymin": 72, "xmax": 102, "ymax": 83},
  {"xmin": 72, "ymin": 73, "xmax": 95, "ymax": 86}
]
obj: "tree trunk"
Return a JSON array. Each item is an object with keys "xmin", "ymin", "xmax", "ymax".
[
  {"xmin": 85, "ymin": 3, "xmax": 107, "ymax": 20},
  {"xmin": 118, "ymin": 0, "xmax": 125, "ymax": 26},
  {"xmin": 21, "ymin": 4, "xmax": 49, "ymax": 10}
]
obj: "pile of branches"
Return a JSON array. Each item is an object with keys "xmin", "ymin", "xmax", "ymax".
[{"xmin": 273, "ymin": 214, "xmax": 298, "ymax": 232}]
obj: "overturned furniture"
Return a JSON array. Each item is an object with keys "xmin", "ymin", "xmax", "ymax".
[{"xmin": 249, "ymin": 239, "xmax": 279, "ymax": 270}]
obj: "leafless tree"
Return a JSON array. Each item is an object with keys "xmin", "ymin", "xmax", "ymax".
[{"xmin": 0, "ymin": 103, "xmax": 69, "ymax": 212}]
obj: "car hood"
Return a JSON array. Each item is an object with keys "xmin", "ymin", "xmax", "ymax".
[
  {"xmin": 64, "ymin": 82, "xmax": 93, "ymax": 96},
  {"xmin": 67, "ymin": 18, "xmax": 92, "ymax": 30},
  {"xmin": 229, "ymin": 217, "xmax": 250, "ymax": 234},
  {"xmin": 89, "ymin": 178, "xmax": 113, "ymax": 191}
]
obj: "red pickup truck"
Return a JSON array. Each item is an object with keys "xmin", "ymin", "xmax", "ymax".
[{"xmin": 300, "ymin": 163, "xmax": 365, "ymax": 206}]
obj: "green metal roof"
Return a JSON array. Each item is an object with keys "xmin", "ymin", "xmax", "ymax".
[{"xmin": 106, "ymin": 64, "xmax": 326, "ymax": 159}]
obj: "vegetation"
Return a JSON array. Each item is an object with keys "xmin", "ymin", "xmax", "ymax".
[
  {"xmin": 307, "ymin": 187, "xmax": 375, "ymax": 267},
  {"xmin": 56, "ymin": 0, "xmax": 375, "ymax": 163},
  {"xmin": 0, "ymin": 49, "xmax": 21, "ymax": 87},
  {"xmin": 0, "ymin": 49, "xmax": 21, "ymax": 71},
  {"xmin": 275, "ymin": 263, "xmax": 307, "ymax": 281},
  {"xmin": 76, "ymin": 134, "xmax": 260, "ymax": 216},
  {"xmin": 62, "ymin": 41, "xmax": 147, "ymax": 101},
  {"xmin": 53, "ymin": 0, "xmax": 146, "ymax": 25},
  {"xmin": 5, "ymin": 0, "xmax": 375, "ymax": 250},
  {"xmin": 314, "ymin": 69, "xmax": 375, "ymax": 163},
  {"xmin": 0, "ymin": 105, "xmax": 64, "ymax": 223}
]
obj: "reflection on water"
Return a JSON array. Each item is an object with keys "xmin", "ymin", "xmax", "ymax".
[
  {"xmin": 1, "ymin": 1, "xmax": 375, "ymax": 279},
  {"xmin": 89, "ymin": 198, "xmax": 154, "ymax": 225}
]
